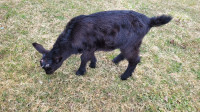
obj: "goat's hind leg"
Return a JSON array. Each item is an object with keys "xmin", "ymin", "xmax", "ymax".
[
  {"xmin": 112, "ymin": 53, "xmax": 124, "ymax": 64},
  {"xmin": 121, "ymin": 56, "xmax": 140, "ymax": 80},
  {"xmin": 120, "ymin": 47, "xmax": 141, "ymax": 80},
  {"xmin": 89, "ymin": 55, "xmax": 97, "ymax": 68}
]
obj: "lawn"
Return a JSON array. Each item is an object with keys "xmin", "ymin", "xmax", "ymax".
[{"xmin": 0, "ymin": 0, "xmax": 200, "ymax": 111}]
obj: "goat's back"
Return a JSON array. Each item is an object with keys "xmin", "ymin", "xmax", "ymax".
[{"xmin": 62, "ymin": 10, "xmax": 151, "ymax": 51}]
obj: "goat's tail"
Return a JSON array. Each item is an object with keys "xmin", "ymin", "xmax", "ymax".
[{"xmin": 149, "ymin": 15, "xmax": 172, "ymax": 27}]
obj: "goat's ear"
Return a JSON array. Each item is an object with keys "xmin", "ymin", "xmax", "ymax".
[{"xmin": 32, "ymin": 42, "xmax": 49, "ymax": 54}]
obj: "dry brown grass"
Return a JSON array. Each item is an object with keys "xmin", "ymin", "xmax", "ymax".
[{"xmin": 0, "ymin": 0, "xmax": 200, "ymax": 111}]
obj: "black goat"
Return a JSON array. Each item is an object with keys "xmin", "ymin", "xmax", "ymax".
[{"xmin": 33, "ymin": 10, "xmax": 172, "ymax": 80}]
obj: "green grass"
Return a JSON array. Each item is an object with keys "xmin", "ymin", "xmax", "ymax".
[{"xmin": 0, "ymin": 0, "xmax": 200, "ymax": 111}]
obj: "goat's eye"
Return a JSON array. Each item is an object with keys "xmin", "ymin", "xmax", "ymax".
[{"xmin": 54, "ymin": 57, "xmax": 62, "ymax": 64}]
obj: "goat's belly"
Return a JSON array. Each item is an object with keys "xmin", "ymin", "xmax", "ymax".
[{"xmin": 97, "ymin": 45, "xmax": 117, "ymax": 51}]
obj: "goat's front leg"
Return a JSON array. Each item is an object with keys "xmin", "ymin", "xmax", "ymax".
[
  {"xmin": 76, "ymin": 51, "xmax": 94, "ymax": 75},
  {"xmin": 89, "ymin": 55, "xmax": 97, "ymax": 68}
]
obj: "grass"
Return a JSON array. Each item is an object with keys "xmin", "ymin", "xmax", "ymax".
[{"xmin": 0, "ymin": 0, "xmax": 200, "ymax": 111}]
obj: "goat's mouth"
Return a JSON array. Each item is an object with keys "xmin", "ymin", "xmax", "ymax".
[
  {"xmin": 45, "ymin": 68, "xmax": 54, "ymax": 74},
  {"xmin": 46, "ymin": 71, "xmax": 54, "ymax": 74}
]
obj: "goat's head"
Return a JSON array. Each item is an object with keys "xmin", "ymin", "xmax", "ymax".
[{"xmin": 32, "ymin": 43, "xmax": 63, "ymax": 74}]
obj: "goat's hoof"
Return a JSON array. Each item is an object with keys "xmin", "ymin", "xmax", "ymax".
[
  {"xmin": 89, "ymin": 63, "xmax": 96, "ymax": 68},
  {"xmin": 120, "ymin": 75, "xmax": 129, "ymax": 80},
  {"xmin": 112, "ymin": 59, "xmax": 119, "ymax": 65},
  {"xmin": 76, "ymin": 70, "xmax": 85, "ymax": 76}
]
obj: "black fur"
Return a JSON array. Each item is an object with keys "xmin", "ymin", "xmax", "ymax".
[
  {"xmin": 33, "ymin": 10, "xmax": 172, "ymax": 80},
  {"xmin": 149, "ymin": 15, "xmax": 172, "ymax": 27}
]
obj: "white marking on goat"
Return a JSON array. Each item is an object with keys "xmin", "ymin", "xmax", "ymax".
[
  {"xmin": 41, "ymin": 59, "xmax": 44, "ymax": 62},
  {"xmin": 46, "ymin": 64, "xmax": 50, "ymax": 67}
]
